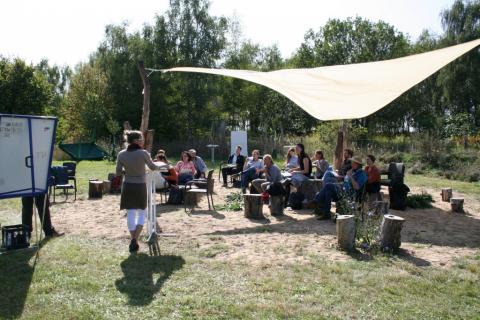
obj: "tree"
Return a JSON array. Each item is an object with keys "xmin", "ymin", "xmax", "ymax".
[
  {"xmin": 0, "ymin": 58, "xmax": 52, "ymax": 115},
  {"xmin": 61, "ymin": 63, "xmax": 115, "ymax": 141}
]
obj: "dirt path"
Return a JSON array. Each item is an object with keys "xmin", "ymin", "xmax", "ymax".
[{"xmin": 51, "ymin": 184, "xmax": 480, "ymax": 268}]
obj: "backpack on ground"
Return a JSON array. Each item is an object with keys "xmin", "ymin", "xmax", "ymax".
[{"xmin": 167, "ymin": 187, "xmax": 184, "ymax": 205}]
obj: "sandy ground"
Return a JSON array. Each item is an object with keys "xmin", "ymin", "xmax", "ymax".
[{"xmin": 51, "ymin": 183, "xmax": 480, "ymax": 268}]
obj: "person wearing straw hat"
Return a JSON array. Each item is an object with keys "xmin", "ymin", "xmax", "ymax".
[{"xmin": 312, "ymin": 156, "xmax": 367, "ymax": 219}]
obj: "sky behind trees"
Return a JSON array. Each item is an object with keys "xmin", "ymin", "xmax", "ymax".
[{"xmin": 1, "ymin": 0, "xmax": 454, "ymax": 67}]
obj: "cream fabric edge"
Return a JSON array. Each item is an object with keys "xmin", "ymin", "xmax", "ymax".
[{"xmin": 162, "ymin": 39, "xmax": 480, "ymax": 120}]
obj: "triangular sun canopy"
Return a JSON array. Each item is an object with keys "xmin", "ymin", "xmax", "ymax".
[{"xmin": 161, "ymin": 39, "xmax": 480, "ymax": 120}]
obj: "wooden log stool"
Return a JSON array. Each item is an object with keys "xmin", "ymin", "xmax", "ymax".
[
  {"xmin": 298, "ymin": 179, "xmax": 323, "ymax": 201},
  {"xmin": 450, "ymin": 197, "xmax": 464, "ymax": 213},
  {"xmin": 88, "ymin": 180, "xmax": 103, "ymax": 199},
  {"xmin": 269, "ymin": 196, "xmax": 284, "ymax": 216},
  {"xmin": 441, "ymin": 188, "xmax": 452, "ymax": 202},
  {"xmin": 336, "ymin": 214, "xmax": 355, "ymax": 251},
  {"xmin": 379, "ymin": 214, "xmax": 405, "ymax": 252},
  {"xmin": 244, "ymin": 194, "xmax": 264, "ymax": 219},
  {"xmin": 102, "ymin": 180, "xmax": 111, "ymax": 194}
]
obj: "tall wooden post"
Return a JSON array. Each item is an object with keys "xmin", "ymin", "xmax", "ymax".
[
  {"xmin": 137, "ymin": 60, "xmax": 154, "ymax": 153},
  {"xmin": 333, "ymin": 120, "xmax": 347, "ymax": 170}
]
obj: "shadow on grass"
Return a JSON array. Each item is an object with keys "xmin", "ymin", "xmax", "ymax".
[
  {"xmin": 344, "ymin": 247, "xmax": 432, "ymax": 267},
  {"xmin": 115, "ymin": 253, "xmax": 185, "ymax": 306},
  {"xmin": 0, "ymin": 237, "xmax": 51, "ymax": 319},
  {"xmin": 188, "ymin": 209, "xmax": 226, "ymax": 220}
]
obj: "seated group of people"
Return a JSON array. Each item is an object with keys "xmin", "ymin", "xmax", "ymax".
[
  {"xmin": 222, "ymin": 145, "xmax": 382, "ymax": 220},
  {"xmin": 153, "ymin": 148, "xmax": 209, "ymax": 188}
]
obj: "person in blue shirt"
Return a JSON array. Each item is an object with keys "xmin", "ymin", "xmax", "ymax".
[
  {"xmin": 313, "ymin": 156, "xmax": 367, "ymax": 219},
  {"xmin": 189, "ymin": 149, "xmax": 208, "ymax": 179}
]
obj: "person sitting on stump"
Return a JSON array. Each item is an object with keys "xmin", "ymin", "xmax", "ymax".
[
  {"xmin": 365, "ymin": 154, "xmax": 381, "ymax": 208},
  {"xmin": 313, "ymin": 150, "xmax": 329, "ymax": 179},
  {"xmin": 241, "ymin": 149, "xmax": 264, "ymax": 193},
  {"xmin": 312, "ymin": 156, "xmax": 367, "ymax": 220},
  {"xmin": 221, "ymin": 145, "xmax": 245, "ymax": 186},
  {"xmin": 284, "ymin": 147, "xmax": 298, "ymax": 170},
  {"xmin": 189, "ymin": 149, "xmax": 208, "ymax": 179},
  {"xmin": 252, "ymin": 154, "xmax": 283, "ymax": 193}
]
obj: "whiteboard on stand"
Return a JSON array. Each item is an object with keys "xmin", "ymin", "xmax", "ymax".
[{"xmin": 0, "ymin": 114, "xmax": 57, "ymax": 199}]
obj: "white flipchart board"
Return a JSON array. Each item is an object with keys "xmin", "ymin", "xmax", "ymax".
[
  {"xmin": 230, "ymin": 131, "xmax": 248, "ymax": 156},
  {"xmin": 0, "ymin": 114, "xmax": 57, "ymax": 199}
]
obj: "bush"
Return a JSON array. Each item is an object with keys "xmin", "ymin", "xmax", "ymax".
[{"xmin": 406, "ymin": 193, "xmax": 434, "ymax": 209}]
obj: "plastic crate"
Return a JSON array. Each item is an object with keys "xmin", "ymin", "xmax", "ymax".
[{"xmin": 1, "ymin": 224, "xmax": 30, "ymax": 250}]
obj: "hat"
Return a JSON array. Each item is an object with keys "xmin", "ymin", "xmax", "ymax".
[{"xmin": 351, "ymin": 156, "xmax": 363, "ymax": 165}]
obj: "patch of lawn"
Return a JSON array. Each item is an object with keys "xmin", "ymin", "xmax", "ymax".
[
  {"xmin": 406, "ymin": 174, "xmax": 480, "ymax": 201},
  {"xmin": 0, "ymin": 236, "xmax": 478, "ymax": 319}
]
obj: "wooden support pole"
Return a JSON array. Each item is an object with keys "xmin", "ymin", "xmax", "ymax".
[
  {"xmin": 336, "ymin": 214, "xmax": 355, "ymax": 251},
  {"xmin": 441, "ymin": 188, "xmax": 452, "ymax": 202},
  {"xmin": 244, "ymin": 194, "xmax": 264, "ymax": 219},
  {"xmin": 379, "ymin": 214, "xmax": 405, "ymax": 252},
  {"xmin": 450, "ymin": 198, "xmax": 464, "ymax": 213}
]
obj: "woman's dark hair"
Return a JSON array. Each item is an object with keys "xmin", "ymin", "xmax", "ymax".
[
  {"xmin": 367, "ymin": 154, "xmax": 376, "ymax": 163},
  {"xmin": 236, "ymin": 145, "xmax": 242, "ymax": 150},
  {"xmin": 286, "ymin": 147, "xmax": 295, "ymax": 162},
  {"xmin": 296, "ymin": 143, "xmax": 308, "ymax": 161},
  {"xmin": 126, "ymin": 130, "xmax": 143, "ymax": 144},
  {"xmin": 315, "ymin": 150, "xmax": 324, "ymax": 159},
  {"xmin": 156, "ymin": 153, "xmax": 168, "ymax": 163},
  {"xmin": 181, "ymin": 151, "xmax": 192, "ymax": 162},
  {"xmin": 344, "ymin": 148, "xmax": 354, "ymax": 157}
]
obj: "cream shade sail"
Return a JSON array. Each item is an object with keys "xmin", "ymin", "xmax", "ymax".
[{"xmin": 161, "ymin": 39, "xmax": 480, "ymax": 120}]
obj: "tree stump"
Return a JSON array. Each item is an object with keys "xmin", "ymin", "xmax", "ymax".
[
  {"xmin": 102, "ymin": 180, "xmax": 111, "ymax": 194},
  {"xmin": 88, "ymin": 180, "xmax": 103, "ymax": 199},
  {"xmin": 184, "ymin": 191, "xmax": 198, "ymax": 206},
  {"xmin": 244, "ymin": 194, "xmax": 264, "ymax": 219},
  {"xmin": 336, "ymin": 215, "xmax": 355, "ymax": 251},
  {"xmin": 450, "ymin": 198, "xmax": 464, "ymax": 213},
  {"xmin": 269, "ymin": 196, "xmax": 284, "ymax": 216},
  {"xmin": 441, "ymin": 188, "xmax": 452, "ymax": 202},
  {"xmin": 373, "ymin": 201, "xmax": 389, "ymax": 215},
  {"xmin": 298, "ymin": 179, "xmax": 323, "ymax": 201},
  {"xmin": 379, "ymin": 214, "xmax": 405, "ymax": 252}
]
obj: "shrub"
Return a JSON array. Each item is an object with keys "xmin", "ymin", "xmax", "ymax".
[{"xmin": 406, "ymin": 193, "xmax": 434, "ymax": 209}]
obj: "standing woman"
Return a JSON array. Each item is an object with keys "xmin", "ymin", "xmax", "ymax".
[{"xmin": 116, "ymin": 131, "xmax": 166, "ymax": 253}]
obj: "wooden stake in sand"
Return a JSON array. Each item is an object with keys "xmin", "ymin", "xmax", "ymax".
[
  {"xmin": 88, "ymin": 180, "xmax": 103, "ymax": 199},
  {"xmin": 450, "ymin": 198, "xmax": 464, "ymax": 213},
  {"xmin": 244, "ymin": 194, "xmax": 264, "ymax": 219},
  {"xmin": 102, "ymin": 180, "xmax": 111, "ymax": 194},
  {"xmin": 379, "ymin": 214, "xmax": 405, "ymax": 252},
  {"xmin": 441, "ymin": 188, "xmax": 452, "ymax": 202},
  {"xmin": 269, "ymin": 196, "xmax": 284, "ymax": 216},
  {"xmin": 336, "ymin": 214, "xmax": 355, "ymax": 251}
]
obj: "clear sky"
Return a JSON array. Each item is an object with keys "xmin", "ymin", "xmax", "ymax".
[{"xmin": 0, "ymin": 0, "xmax": 455, "ymax": 67}]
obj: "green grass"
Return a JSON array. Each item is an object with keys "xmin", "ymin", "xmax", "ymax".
[
  {"xmin": 1, "ymin": 161, "xmax": 480, "ymax": 319},
  {"xmin": 0, "ymin": 236, "xmax": 479, "ymax": 319},
  {"xmin": 405, "ymin": 174, "xmax": 480, "ymax": 201}
]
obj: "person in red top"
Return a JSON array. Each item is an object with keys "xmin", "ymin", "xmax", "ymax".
[{"xmin": 365, "ymin": 154, "xmax": 381, "ymax": 207}]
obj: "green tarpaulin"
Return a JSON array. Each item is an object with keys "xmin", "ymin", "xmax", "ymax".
[{"xmin": 59, "ymin": 143, "xmax": 108, "ymax": 161}]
